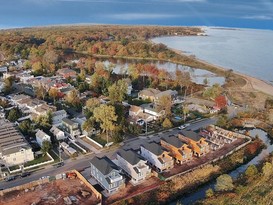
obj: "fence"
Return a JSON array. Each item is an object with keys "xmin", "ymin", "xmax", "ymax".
[
  {"xmin": 9, "ymin": 153, "xmax": 54, "ymax": 174},
  {"xmin": 69, "ymin": 138, "xmax": 87, "ymax": 153},
  {"xmin": 0, "ymin": 178, "xmax": 50, "ymax": 197},
  {"xmin": 72, "ymin": 169, "xmax": 102, "ymax": 201}
]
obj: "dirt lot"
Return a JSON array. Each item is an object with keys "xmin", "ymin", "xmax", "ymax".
[
  {"xmin": 105, "ymin": 177, "xmax": 163, "ymax": 205},
  {"xmin": 0, "ymin": 179, "xmax": 100, "ymax": 205},
  {"xmin": 162, "ymin": 138, "xmax": 246, "ymax": 178}
]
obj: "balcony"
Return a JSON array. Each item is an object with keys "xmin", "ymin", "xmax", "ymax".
[{"xmin": 108, "ymin": 174, "xmax": 123, "ymax": 183}]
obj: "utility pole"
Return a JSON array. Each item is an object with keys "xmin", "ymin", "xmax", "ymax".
[{"xmin": 58, "ymin": 142, "xmax": 62, "ymax": 162}]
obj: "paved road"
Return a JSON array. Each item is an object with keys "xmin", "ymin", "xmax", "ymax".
[{"xmin": 0, "ymin": 117, "xmax": 216, "ymax": 190}]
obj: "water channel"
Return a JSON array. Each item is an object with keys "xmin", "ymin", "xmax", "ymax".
[{"xmin": 171, "ymin": 129, "xmax": 272, "ymax": 205}]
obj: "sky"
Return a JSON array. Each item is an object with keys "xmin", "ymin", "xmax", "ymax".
[{"xmin": 1, "ymin": 0, "xmax": 273, "ymax": 30}]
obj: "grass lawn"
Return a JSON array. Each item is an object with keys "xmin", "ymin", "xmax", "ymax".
[{"xmin": 24, "ymin": 155, "xmax": 51, "ymax": 167}]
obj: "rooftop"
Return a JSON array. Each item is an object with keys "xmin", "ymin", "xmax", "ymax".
[
  {"xmin": 179, "ymin": 130, "xmax": 202, "ymax": 142},
  {"xmin": 90, "ymin": 156, "xmax": 120, "ymax": 175},
  {"xmin": 117, "ymin": 149, "xmax": 144, "ymax": 165},
  {"xmin": 161, "ymin": 135, "xmax": 185, "ymax": 148},
  {"xmin": 141, "ymin": 142, "xmax": 164, "ymax": 156}
]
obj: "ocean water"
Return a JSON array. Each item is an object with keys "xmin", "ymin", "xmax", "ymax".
[{"xmin": 152, "ymin": 27, "xmax": 273, "ymax": 84}]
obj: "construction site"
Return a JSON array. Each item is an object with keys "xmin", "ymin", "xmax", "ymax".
[{"xmin": 0, "ymin": 171, "xmax": 101, "ymax": 205}]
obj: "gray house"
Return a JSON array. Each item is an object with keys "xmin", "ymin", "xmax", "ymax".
[
  {"xmin": 62, "ymin": 118, "xmax": 81, "ymax": 138},
  {"xmin": 90, "ymin": 156, "xmax": 125, "ymax": 194}
]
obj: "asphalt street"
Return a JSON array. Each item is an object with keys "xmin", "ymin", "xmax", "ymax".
[{"xmin": 0, "ymin": 117, "xmax": 216, "ymax": 190}]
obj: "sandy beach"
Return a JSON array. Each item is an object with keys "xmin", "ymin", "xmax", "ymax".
[{"xmin": 171, "ymin": 48, "xmax": 273, "ymax": 97}]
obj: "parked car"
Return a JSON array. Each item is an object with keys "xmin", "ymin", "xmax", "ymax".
[
  {"xmin": 39, "ymin": 176, "xmax": 50, "ymax": 180},
  {"xmin": 20, "ymin": 172, "xmax": 31, "ymax": 178},
  {"xmin": 178, "ymin": 123, "xmax": 190, "ymax": 130},
  {"xmin": 136, "ymin": 119, "xmax": 145, "ymax": 126},
  {"xmin": 56, "ymin": 162, "xmax": 64, "ymax": 168},
  {"xmin": 5, "ymin": 176, "xmax": 16, "ymax": 182}
]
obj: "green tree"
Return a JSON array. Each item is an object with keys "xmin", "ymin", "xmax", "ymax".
[
  {"xmin": 205, "ymin": 188, "xmax": 214, "ymax": 198},
  {"xmin": 203, "ymin": 83, "xmax": 223, "ymax": 100},
  {"xmin": 65, "ymin": 89, "xmax": 81, "ymax": 108},
  {"xmin": 215, "ymin": 174, "xmax": 234, "ymax": 192},
  {"xmin": 108, "ymin": 79, "xmax": 128, "ymax": 104},
  {"xmin": 48, "ymin": 87, "xmax": 59, "ymax": 104},
  {"xmin": 32, "ymin": 61, "xmax": 43, "ymax": 75},
  {"xmin": 216, "ymin": 115, "xmax": 229, "ymax": 129},
  {"xmin": 245, "ymin": 164, "xmax": 258, "ymax": 178},
  {"xmin": 262, "ymin": 162, "xmax": 273, "ymax": 177},
  {"xmin": 182, "ymin": 106, "xmax": 189, "ymax": 122},
  {"xmin": 7, "ymin": 108, "xmax": 21, "ymax": 122},
  {"xmin": 82, "ymin": 117, "xmax": 96, "ymax": 133},
  {"xmin": 34, "ymin": 112, "xmax": 52, "ymax": 131},
  {"xmin": 85, "ymin": 98, "xmax": 100, "ymax": 114},
  {"xmin": 93, "ymin": 104, "xmax": 117, "ymax": 145},
  {"xmin": 41, "ymin": 140, "xmax": 52, "ymax": 156},
  {"xmin": 35, "ymin": 84, "xmax": 47, "ymax": 100},
  {"xmin": 18, "ymin": 120, "xmax": 33, "ymax": 135},
  {"xmin": 162, "ymin": 118, "xmax": 173, "ymax": 129},
  {"xmin": 3, "ymin": 77, "xmax": 13, "ymax": 94},
  {"xmin": 156, "ymin": 95, "xmax": 172, "ymax": 117}
]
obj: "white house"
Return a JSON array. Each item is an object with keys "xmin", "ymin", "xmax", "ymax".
[
  {"xmin": 50, "ymin": 126, "xmax": 65, "ymax": 141},
  {"xmin": 52, "ymin": 110, "xmax": 67, "ymax": 126},
  {"xmin": 116, "ymin": 149, "xmax": 151, "ymax": 185},
  {"xmin": 142, "ymin": 104, "xmax": 165, "ymax": 119},
  {"xmin": 140, "ymin": 142, "xmax": 174, "ymax": 172},
  {"xmin": 36, "ymin": 129, "xmax": 51, "ymax": 147}
]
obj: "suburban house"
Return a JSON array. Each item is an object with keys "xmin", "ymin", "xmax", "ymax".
[
  {"xmin": 178, "ymin": 130, "xmax": 209, "ymax": 157},
  {"xmin": 52, "ymin": 110, "xmax": 68, "ymax": 126},
  {"xmin": 138, "ymin": 88, "xmax": 178, "ymax": 104},
  {"xmin": 129, "ymin": 105, "xmax": 143, "ymax": 118},
  {"xmin": 90, "ymin": 156, "xmax": 125, "ymax": 194},
  {"xmin": 50, "ymin": 126, "xmax": 65, "ymax": 141},
  {"xmin": 62, "ymin": 118, "xmax": 81, "ymax": 138},
  {"xmin": 140, "ymin": 142, "xmax": 174, "ymax": 172},
  {"xmin": 116, "ymin": 149, "xmax": 151, "ymax": 185},
  {"xmin": 57, "ymin": 68, "xmax": 77, "ymax": 79},
  {"xmin": 138, "ymin": 88, "xmax": 160, "ymax": 102},
  {"xmin": 141, "ymin": 103, "xmax": 165, "ymax": 119},
  {"xmin": 36, "ymin": 129, "xmax": 51, "ymax": 147},
  {"xmin": 160, "ymin": 135, "xmax": 193, "ymax": 164},
  {"xmin": 0, "ymin": 120, "xmax": 34, "ymax": 166}
]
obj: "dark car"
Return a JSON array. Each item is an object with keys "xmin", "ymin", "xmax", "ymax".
[
  {"xmin": 5, "ymin": 176, "xmax": 16, "ymax": 182},
  {"xmin": 56, "ymin": 162, "xmax": 64, "ymax": 168},
  {"xmin": 21, "ymin": 172, "xmax": 31, "ymax": 178}
]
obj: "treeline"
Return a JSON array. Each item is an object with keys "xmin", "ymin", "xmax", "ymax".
[{"xmin": 0, "ymin": 25, "xmax": 201, "ymax": 60}]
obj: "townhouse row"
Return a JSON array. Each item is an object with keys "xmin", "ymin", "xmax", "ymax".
[{"xmin": 89, "ymin": 130, "xmax": 210, "ymax": 194}]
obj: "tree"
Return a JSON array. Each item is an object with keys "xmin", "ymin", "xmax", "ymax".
[
  {"xmin": 93, "ymin": 104, "xmax": 117, "ymax": 145},
  {"xmin": 182, "ymin": 106, "xmax": 189, "ymax": 122},
  {"xmin": 216, "ymin": 115, "xmax": 229, "ymax": 129},
  {"xmin": 262, "ymin": 162, "xmax": 273, "ymax": 177},
  {"xmin": 82, "ymin": 117, "xmax": 96, "ymax": 132},
  {"xmin": 35, "ymin": 84, "xmax": 47, "ymax": 100},
  {"xmin": 203, "ymin": 83, "xmax": 223, "ymax": 100},
  {"xmin": 32, "ymin": 61, "xmax": 43, "ymax": 75},
  {"xmin": 34, "ymin": 112, "xmax": 52, "ymax": 131},
  {"xmin": 156, "ymin": 95, "xmax": 172, "ymax": 117},
  {"xmin": 85, "ymin": 98, "xmax": 100, "ymax": 115},
  {"xmin": 108, "ymin": 79, "xmax": 128, "ymax": 104},
  {"xmin": 7, "ymin": 108, "xmax": 21, "ymax": 122},
  {"xmin": 41, "ymin": 140, "xmax": 52, "ymax": 156},
  {"xmin": 215, "ymin": 174, "xmax": 234, "ymax": 192},
  {"xmin": 3, "ymin": 77, "xmax": 13, "ymax": 94},
  {"xmin": 48, "ymin": 87, "xmax": 59, "ymax": 104},
  {"xmin": 205, "ymin": 188, "xmax": 214, "ymax": 198},
  {"xmin": 18, "ymin": 120, "xmax": 33, "ymax": 135},
  {"xmin": 65, "ymin": 89, "xmax": 81, "ymax": 108},
  {"xmin": 245, "ymin": 164, "xmax": 258, "ymax": 178},
  {"xmin": 43, "ymin": 49, "xmax": 59, "ymax": 65},
  {"xmin": 162, "ymin": 118, "xmax": 173, "ymax": 129}
]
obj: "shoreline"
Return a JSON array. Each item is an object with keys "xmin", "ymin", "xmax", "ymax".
[{"xmin": 170, "ymin": 47, "xmax": 273, "ymax": 97}]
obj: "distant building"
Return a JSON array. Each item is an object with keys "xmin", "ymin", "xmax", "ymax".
[
  {"xmin": 160, "ymin": 135, "xmax": 192, "ymax": 164},
  {"xmin": 116, "ymin": 149, "xmax": 151, "ymax": 185},
  {"xmin": 52, "ymin": 110, "xmax": 67, "ymax": 126},
  {"xmin": 140, "ymin": 142, "xmax": 174, "ymax": 172},
  {"xmin": 62, "ymin": 118, "xmax": 81, "ymax": 138},
  {"xmin": 0, "ymin": 120, "xmax": 34, "ymax": 166},
  {"xmin": 138, "ymin": 88, "xmax": 178, "ymax": 104},
  {"xmin": 90, "ymin": 156, "xmax": 125, "ymax": 193},
  {"xmin": 57, "ymin": 68, "xmax": 77, "ymax": 79},
  {"xmin": 36, "ymin": 129, "xmax": 51, "ymax": 147},
  {"xmin": 50, "ymin": 126, "xmax": 65, "ymax": 141},
  {"xmin": 178, "ymin": 130, "xmax": 209, "ymax": 157}
]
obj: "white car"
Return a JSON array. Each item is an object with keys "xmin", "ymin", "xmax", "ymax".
[
  {"xmin": 178, "ymin": 123, "xmax": 190, "ymax": 130},
  {"xmin": 136, "ymin": 119, "xmax": 145, "ymax": 126}
]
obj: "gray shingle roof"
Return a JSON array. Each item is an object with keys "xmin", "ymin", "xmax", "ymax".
[
  {"xmin": 161, "ymin": 135, "xmax": 185, "ymax": 148},
  {"xmin": 179, "ymin": 130, "xmax": 202, "ymax": 141},
  {"xmin": 117, "ymin": 149, "xmax": 143, "ymax": 165},
  {"xmin": 62, "ymin": 118, "xmax": 77, "ymax": 126},
  {"xmin": 90, "ymin": 156, "xmax": 119, "ymax": 175},
  {"xmin": 141, "ymin": 142, "xmax": 164, "ymax": 156}
]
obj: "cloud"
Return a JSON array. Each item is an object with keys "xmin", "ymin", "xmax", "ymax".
[
  {"xmin": 110, "ymin": 13, "xmax": 180, "ymax": 20},
  {"xmin": 242, "ymin": 15, "xmax": 273, "ymax": 20}
]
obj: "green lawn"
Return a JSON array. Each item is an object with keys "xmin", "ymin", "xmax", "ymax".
[{"xmin": 24, "ymin": 155, "xmax": 52, "ymax": 167}]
